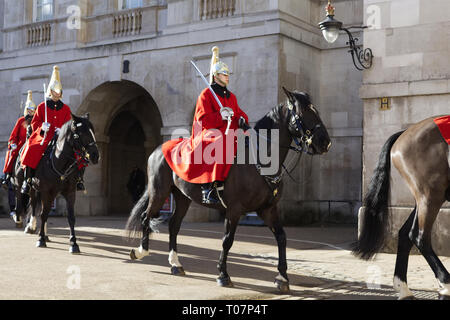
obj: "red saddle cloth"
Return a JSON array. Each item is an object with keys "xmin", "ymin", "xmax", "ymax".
[{"xmin": 434, "ymin": 115, "xmax": 450, "ymax": 145}]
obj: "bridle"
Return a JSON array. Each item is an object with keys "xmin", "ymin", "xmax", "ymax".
[
  {"xmin": 50, "ymin": 120, "xmax": 97, "ymax": 181},
  {"xmin": 286, "ymin": 100, "xmax": 323, "ymax": 156}
]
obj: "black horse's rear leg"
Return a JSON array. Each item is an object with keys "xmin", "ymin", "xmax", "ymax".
[
  {"xmin": 411, "ymin": 200, "xmax": 450, "ymax": 299},
  {"xmin": 217, "ymin": 216, "xmax": 239, "ymax": 287},
  {"xmin": 168, "ymin": 189, "xmax": 191, "ymax": 276},
  {"xmin": 393, "ymin": 207, "xmax": 416, "ymax": 299}
]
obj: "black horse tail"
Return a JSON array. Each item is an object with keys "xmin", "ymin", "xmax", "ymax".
[
  {"xmin": 352, "ymin": 131, "xmax": 404, "ymax": 260},
  {"xmin": 125, "ymin": 188, "xmax": 149, "ymax": 240}
]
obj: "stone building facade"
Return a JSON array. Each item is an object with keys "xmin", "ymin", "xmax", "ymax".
[
  {"xmin": 0, "ymin": 0, "xmax": 364, "ymax": 223},
  {"xmin": 360, "ymin": 0, "xmax": 450, "ymax": 254}
]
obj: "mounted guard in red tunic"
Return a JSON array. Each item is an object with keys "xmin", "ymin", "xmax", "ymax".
[
  {"xmin": 162, "ymin": 46, "xmax": 249, "ymax": 204},
  {"xmin": 1, "ymin": 91, "xmax": 36, "ymax": 188},
  {"xmin": 20, "ymin": 66, "xmax": 73, "ymax": 194}
]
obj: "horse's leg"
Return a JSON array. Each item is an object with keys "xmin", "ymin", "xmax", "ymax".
[
  {"xmin": 412, "ymin": 199, "xmax": 450, "ymax": 299},
  {"xmin": 130, "ymin": 187, "xmax": 171, "ymax": 260},
  {"xmin": 393, "ymin": 207, "xmax": 417, "ymax": 299},
  {"xmin": 24, "ymin": 192, "xmax": 38, "ymax": 234},
  {"xmin": 36, "ymin": 199, "xmax": 51, "ymax": 248},
  {"xmin": 168, "ymin": 188, "xmax": 191, "ymax": 276},
  {"xmin": 63, "ymin": 190, "xmax": 80, "ymax": 254},
  {"xmin": 258, "ymin": 206, "xmax": 290, "ymax": 293},
  {"xmin": 217, "ymin": 215, "xmax": 240, "ymax": 287}
]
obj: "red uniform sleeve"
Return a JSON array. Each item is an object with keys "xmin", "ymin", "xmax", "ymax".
[
  {"xmin": 8, "ymin": 117, "xmax": 24, "ymax": 146},
  {"xmin": 31, "ymin": 102, "xmax": 45, "ymax": 133},
  {"xmin": 230, "ymin": 94, "xmax": 249, "ymax": 128},
  {"xmin": 63, "ymin": 104, "xmax": 72, "ymax": 125},
  {"xmin": 195, "ymin": 90, "xmax": 225, "ymax": 130}
]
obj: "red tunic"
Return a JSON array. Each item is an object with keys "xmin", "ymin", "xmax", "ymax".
[
  {"xmin": 3, "ymin": 117, "xmax": 28, "ymax": 174},
  {"xmin": 20, "ymin": 101, "xmax": 72, "ymax": 169},
  {"xmin": 162, "ymin": 87, "xmax": 249, "ymax": 184},
  {"xmin": 434, "ymin": 115, "xmax": 450, "ymax": 145}
]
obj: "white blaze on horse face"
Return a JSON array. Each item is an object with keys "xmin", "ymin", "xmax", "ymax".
[
  {"xmin": 169, "ymin": 250, "xmax": 183, "ymax": 267},
  {"xmin": 393, "ymin": 276, "xmax": 414, "ymax": 299}
]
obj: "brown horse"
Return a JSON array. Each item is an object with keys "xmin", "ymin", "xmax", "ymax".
[{"xmin": 352, "ymin": 116, "xmax": 450, "ymax": 299}]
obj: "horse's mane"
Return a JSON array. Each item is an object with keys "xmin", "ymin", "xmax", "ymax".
[
  {"xmin": 254, "ymin": 91, "xmax": 311, "ymax": 131},
  {"xmin": 56, "ymin": 114, "xmax": 93, "ymax": 147}
]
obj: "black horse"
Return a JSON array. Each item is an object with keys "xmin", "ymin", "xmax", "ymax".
[
  {"xmin": 11, "ymin": 114, "xmax": 99, "ymax": 253},
  {"xmin": 126, "ymin": 87, "xmax": 331, "ymax": 292}
]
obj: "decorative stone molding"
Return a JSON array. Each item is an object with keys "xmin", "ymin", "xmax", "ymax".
[
  {"xmin": 199, "ymin": 0, "xmax": 236, "ymax": 20},
  {"xmin": 26, "ymin": 22, "xmax": 52, "ymax": 47},
  {"xmin": 113, "ymin": 9, "xmax": 143, "ymax": 37}
]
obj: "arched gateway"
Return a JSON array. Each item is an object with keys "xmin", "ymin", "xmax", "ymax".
[{"xmin": 76, "ymin": 80, "xmax": 162, "ymax": 216}]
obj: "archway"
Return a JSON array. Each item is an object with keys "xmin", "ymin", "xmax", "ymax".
[{"xmin": 76, "ymin": 80, "xmax": 162, "ymax": 216}]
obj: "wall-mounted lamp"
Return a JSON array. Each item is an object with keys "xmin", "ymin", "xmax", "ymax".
[{"xmin": 318, "ymin": 0, "xmax": 373, "ymax": 71}]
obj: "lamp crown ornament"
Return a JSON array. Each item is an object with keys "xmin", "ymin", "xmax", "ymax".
[{"xmin": 326, "ymin": 0, "xmax": 335, "ymax": 16}]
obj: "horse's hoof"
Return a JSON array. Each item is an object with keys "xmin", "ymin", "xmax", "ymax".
[
  {"xmin": 217, "ymin": 276, "xmax": 234, "ymax": 288},
  {"xmin": 171, "ymin": 266, "xmax": 186, "ymax": 276},
  {"xmin": 130, "ymin": 249, "xmax": 137, "ymax": 260},
  {"xmin": 24, "ymin": 226, "xmax": 36, "ymax": 234},
  {"xmin": 275, "ymin": 279, "xmax": 290, "ymax": 294},
  {"xmin": 438, "ymin": 294, "xmax": 450, "ymax": 300},
  {"xmin": 15, "ymin": 222, "xmax": 23, "ymax": 229},
  {"xmin": 45, "ymin": 236, "xmax": 51, "ymax": 242},
  {"xmin": 70, "ymin": 245, "xmax": 81, "ymax": 254},
  {"xmin": 398, "ymin": 295, "xmax": 416, "ymax": 300},
  {"xmin": 36, "ymin": 240, "xmax": 47, "ymax": 248}
]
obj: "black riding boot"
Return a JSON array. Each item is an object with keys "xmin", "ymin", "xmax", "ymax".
[
  {"xmin": 1, "ymin": 173, "xmax": 10, "ymax": 189},
  {"xmin": 21, "ymin": 167, "xmax": 35, "ymax": 195},
  {"xmin": 201, "ymin": 183, "xmax": 220, "ymax": 205}
]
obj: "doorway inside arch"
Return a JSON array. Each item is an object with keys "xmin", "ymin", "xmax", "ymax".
[
  {"xmin": 108, "ymin": 111, "xmax": 147, "ymax": 215},
  {"xmin": 77, "ymin": 80, "xmax": 162, "ymax": 216}
]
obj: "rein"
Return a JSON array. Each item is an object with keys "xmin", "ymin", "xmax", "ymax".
[
  {"xmin": 252, "ymin": 101, "xmax": 319, "ymax": 189},
  {"xmin": 49, "ymin": 124, "xmax": 93, "ymax": 181}
]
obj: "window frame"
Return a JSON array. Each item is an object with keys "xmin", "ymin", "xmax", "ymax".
[
  {"xmin": 33, "ymin": 0, "xmax": 54, "ymax": 22},
  {"xmin": 118, "ymin": 0, "xmax": 143, "ymax": 10}
]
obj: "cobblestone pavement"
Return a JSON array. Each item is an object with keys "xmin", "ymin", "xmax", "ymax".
[{"xmin": 0, "ymin": 216, "xmax": 448, "ymax": 300}]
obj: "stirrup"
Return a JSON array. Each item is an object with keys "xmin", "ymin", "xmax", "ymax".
[
  {"xmin": 21, "ymin": 180, "xmax": 31, "ymax": 195},
  {"xmin": 202, "ymin": 188, "xmax": 220, "ymax": 205}
]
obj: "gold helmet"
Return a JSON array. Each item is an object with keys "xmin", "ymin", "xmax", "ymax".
[
  {"xmin": 46, "ymin": 65, "xmax": 63, "ymax": 97},
  {"xmin": 24, "ymin": 90, "xmax": 36, "ymax": 117},
  {"xmin": 209, "ymin": 46, "xmax": 230, "ymax": 84}
]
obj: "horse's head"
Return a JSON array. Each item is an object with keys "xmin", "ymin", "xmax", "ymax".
[
  {"xmin": 282, "ymin": 87, "xmax": 331, "ymax": 155},
  {"xmin": 69, "ymin": 113, "xmax": 100, "ymax": 164}
]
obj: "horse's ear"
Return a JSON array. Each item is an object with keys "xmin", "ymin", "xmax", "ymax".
[{"xmin": 83, "ymin": 113, "xmax": 90, "ymax": 120}]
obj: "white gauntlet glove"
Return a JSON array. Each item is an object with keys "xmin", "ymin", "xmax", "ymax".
[
  {"xmin": 220, "ymin": 107, "xmax": 234, "ymax": 120},
  {"xmin": 10, "ymin": 143, "xmax": 17, "ymax": 150},
  {"xmin": 55, "ymin": 127, "xmax": 61, "ymax": 135},
  {"xmin": 42, "ymin": 122, "xmax": 51, "ymax": 132}
]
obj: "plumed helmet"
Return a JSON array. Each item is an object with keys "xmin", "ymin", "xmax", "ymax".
[
  {"xmin": 209, "ymin": 46, "xmax": 229, "ymax": 84},
  {"xmin": 24, "ymin": 90, "xmax": 36, "ymax": 117},
  {"xmin": 46, "ymin": 65, "xmax": 63, "ymax": 97}
]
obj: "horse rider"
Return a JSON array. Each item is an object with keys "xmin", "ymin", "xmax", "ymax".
[
  {"xmin": 1, "ymin": 91, "xmax": 36, "ymax": 189},
  {"xmin": 20, "ymin": 66, "xmax": 86, "ymax": 195},
  {"xmin": 162, "ymin": 46, "xmax": 249, "ymax": 205}
]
